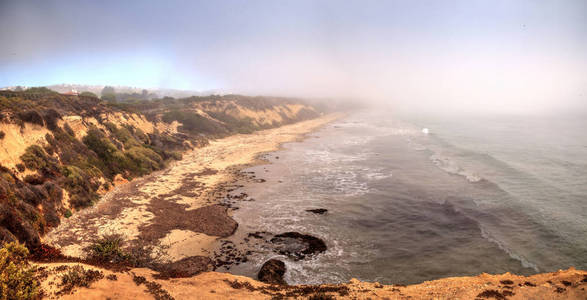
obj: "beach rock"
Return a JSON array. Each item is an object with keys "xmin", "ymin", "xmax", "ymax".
[
  {"xmin": 156, "ymin": 256, "xmax": 213, "ymax": 278},
  {"xmin": 270, "ymin": 232, "xmax": 327, "ymax": 259},
  {"xmin": 305, "ymin": 208, "xmax": 328, "ymax": 215},
  {"xmin": 258, "ymin": 259, "xmax": 287, "ymax": 285}
]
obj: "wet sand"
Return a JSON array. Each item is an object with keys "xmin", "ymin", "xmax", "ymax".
[{"xmin": 43, "ymin": 113, "xmax": 343, "ymax": 263}]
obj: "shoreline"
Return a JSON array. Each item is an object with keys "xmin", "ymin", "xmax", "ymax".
[
  {"xmin": 43, "ymin": 113, "xmax": 345, "ymax": 262},
  {"xmin": 34, "ymin": 112, "xmax": 587, "ymax": 299}
]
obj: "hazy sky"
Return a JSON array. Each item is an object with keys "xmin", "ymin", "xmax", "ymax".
[{"xmin": 1, "ymin": 0, "xmax": 585, "ymax": 114}]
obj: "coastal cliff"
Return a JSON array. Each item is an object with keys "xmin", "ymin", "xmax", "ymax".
[
  {"xmin": 0, "ymin": 89, "xmax": 585, "ymax": 300},
  {"xmin": 34, "ymin": 263, "xmax": 587, "ymax": 299},
  {"xmin": 0, "ymin": 89, "xmax": 320, "ymax": 251}
]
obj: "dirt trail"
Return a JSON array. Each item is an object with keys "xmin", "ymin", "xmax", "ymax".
[{"xmin": 43, "ymin": 114, "xmax": 342, "ymax": 263}]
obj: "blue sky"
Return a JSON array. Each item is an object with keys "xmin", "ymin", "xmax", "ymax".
[{"xmin": 0, "ymin": 0, "xmax": 585, "ymax": 113}]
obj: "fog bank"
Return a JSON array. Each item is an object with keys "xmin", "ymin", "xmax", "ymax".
[{"xmin": 1, "ymin": 0, "xmax": 586, "ymax": 115}]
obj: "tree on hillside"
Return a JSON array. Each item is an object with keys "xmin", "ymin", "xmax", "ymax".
[
  {"xmin": 80, "ymin": 91, "xmax": 97, "ymax": 98},
  {"xmin": 24, "ymin": 87, "xmax": 56, "ymax": 94},
  {"xmin": 101, "ymin": 86, "xmax": 116, "ymax": 102}
]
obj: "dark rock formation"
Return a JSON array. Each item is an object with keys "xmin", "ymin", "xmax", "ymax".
[
  {"xmin": 305, "ymin": 208, "xmax": 328, "ymax": 215},
  {"xmin": 258, "ymin": 259, "xmax": 287, "ymax": 285},
  {"xmin": 270, "ymin": 232, "xmax": 327, "ymax": 260}
]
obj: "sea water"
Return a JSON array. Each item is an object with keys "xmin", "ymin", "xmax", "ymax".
[{"xmin": 226, "ymin": 110, "xmax": 587, "ymax": 285}]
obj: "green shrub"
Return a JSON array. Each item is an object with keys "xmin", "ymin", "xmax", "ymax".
[
  {"xmin": 64, "ymin": 209, "xmax": 72, "ymax": 218},
  {"xmin": 59, "ymin": 265, "xmax": 103, "ymax": 294},
  {"xmin": 88, "ymin": 235, "xmax": 130, "ymax": 264},
  {"xmin": 79, "ymin": 91, "xmax": 97, "ymax": 98},
  {"xmin": 23, "ymin": 87, "xmax": 56, "ymax": 94},
  {"xmin": 20, "ymin": 145, "xmax": 57, "ymax": 172},
  {"xmin": 17, "ymin": 110, "xmax": 44, "ymax": 127},
  {"xmin": 162, "ymin": 110, "xmax": 226, "ymax": 134},
  {"xmin": 0, "ymin": 242, "xmax": 39, "ymax": 300},
  {"xmin": 42, "ymin": 109, "xmax": 61, "ymax": 130},
  {"xmin": 61, "ymin": 165, "xmax": 101, "ymax": 208},
  {"xmin": 125, "ymin": 147, "xmax": 163, "ymax": 175},
  {"xmin": 108, "ymin": 123, "xmax": 140, "ymax": 148},
  {"xmin": 0, "ymin": 96, "xmax": 35, "ymax": 111},
  {"xmin": 62, "ymin": 165, "xmax": 85, "ymax": 186},
  {"xmin": 83, "ymin": 128, "xmax": 126, "ymax": 178},
  {"xmin": 134, "ymin": 128, "xmax": 148, "ymax": 143},
  {"xmin": 207, "ymin": 111, "xmax": 258, "ymax": 134},
  {"xmin": 83, "ymin": 128, "xmax": 118, "ymax": 160}
]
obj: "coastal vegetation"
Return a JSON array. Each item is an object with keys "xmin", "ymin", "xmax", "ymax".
[
  {"xmin": 58, "ymin": 265, "xmax": 104, "ymax": 295},
  {"xmin": 87, "ymin": 234, "xmax": 131, "ymax": 264},
  {"xmin": 0, "ymin": 88, "xmax": 320, "ymax": 254},
  {"xmin": 0, "ymin": 242, "xmax": 39, "ymax": 300}
]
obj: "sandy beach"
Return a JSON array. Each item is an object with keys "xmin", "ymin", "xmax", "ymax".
[{"xmin": 43, "ymin": 113, "xmax": 343, "ymax": 263}]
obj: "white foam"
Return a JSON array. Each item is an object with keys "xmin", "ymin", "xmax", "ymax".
[
  {"xmin": 363, "ymin": 168, "xmax": 392, "ymax": 181},
  {"xmin": 480, "ymin": 226, "xmax": 540, "ymax": 272},
  {"xmin": 430, "ymin": 153, "xmax": 483, "ymax": 183}
]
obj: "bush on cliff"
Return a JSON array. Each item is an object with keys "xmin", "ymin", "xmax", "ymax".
[
  {"xmin": 124, "ymin": 146, "xmax": 164, "ymax": 175},
  {"xmin": 79, "ymin": 91, "xmax": 97, "ymax": 98},
  {"xmin": 20, "ymin": 145, "xmax": 60, "ymax": 176},
  {"xmin": 24, "ymin": 87, "xmax": 56, "ymax": 94},
  {"xmin": 206, "ymin": 111, "xmax": 258, "ymax": 134},
  {"xmin": 83, "ymin": 126, "xmax": 167, "ymax": 179},
  {"xmin": 0, "ymin": 242, "xmax": 39, "ymax": 300},
  {"xmin": 61, "ymin": 165, "xmax": 100, "ymax": 208},
  {"xmin": 82, "ymin": 128, "xmax": 128, "ymax": 179},
  {"xmin": 17, "ymin": 110, "xmax": 44, "ymax": 127},
  {"xmin": 162, "ymin": 110, "xmax": 227, "ymax": 135},
  {"xmin": 88, "ymin": 235, "xmax": 130, "ymax": 264}
]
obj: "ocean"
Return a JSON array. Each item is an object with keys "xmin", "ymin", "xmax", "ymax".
[{"xmin": 224, "ymin": 110, "xmax": 587, "ymax": 285}]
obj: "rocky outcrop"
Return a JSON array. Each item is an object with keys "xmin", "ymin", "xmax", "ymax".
[
  {"xmin": 305, "ymin": 208, "xmax": 328, "ymax": 214},
  {"xmin": 257, "ymin": 259, "xmax": 286, "ymax": 285},
  {"xmin": 270, "ymin": 232, "xmax": 327, "ymax": 259}
]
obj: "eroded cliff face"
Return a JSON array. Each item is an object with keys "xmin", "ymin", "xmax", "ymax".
[{"xmin": 0, "ymin": 91, "xmax": 320, "ymax": 250}]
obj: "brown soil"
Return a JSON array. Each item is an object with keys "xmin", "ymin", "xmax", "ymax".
[{"xmin": 36, "ymin": 262, "xmax": 587, "ymax": 300}]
